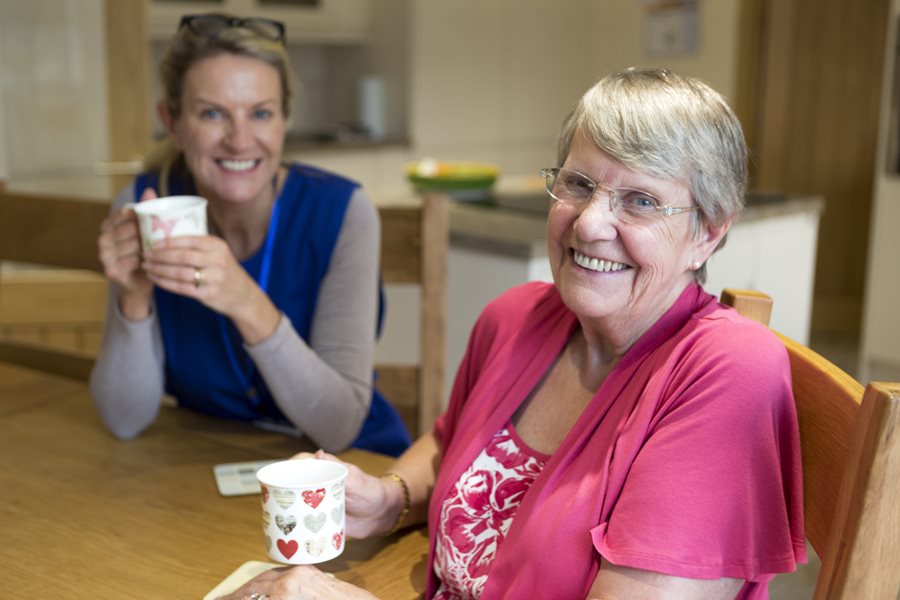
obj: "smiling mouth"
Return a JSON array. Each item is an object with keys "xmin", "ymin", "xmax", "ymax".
[
  {"xmin": 217, "ymin": 159, "xmax": 260, "ymax": 172},
  {"xmin": 572, "ymin": 250, "xmax": 630, "ymax": 273}
]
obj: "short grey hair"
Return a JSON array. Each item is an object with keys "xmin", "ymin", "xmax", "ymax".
[{"xmin": 557, "ymin": 68, "xmax": 747, "ymax": 283}]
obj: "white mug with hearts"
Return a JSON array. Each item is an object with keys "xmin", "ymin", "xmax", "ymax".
[
  {"xmin": 125, "ymin": 195, "xmax": 208, "ymax": 252},
  {"xmin": 257, "ymin": 459, "xmax": 348, "ymax": 565}
]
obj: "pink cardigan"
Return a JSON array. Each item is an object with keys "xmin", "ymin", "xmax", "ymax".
[{"xmin": 427, "ymin": 282, "xmax": 805, "ymax": 599}]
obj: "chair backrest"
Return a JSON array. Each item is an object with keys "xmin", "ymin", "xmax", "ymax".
[
  {"xmin": 720, "ymin": 288, "xmax": 900, "ymax": 600},
  {"xmin": 0, "ymin": 182, "xmax": 108, "ymax": 272},
  {"xmin": 375, "ymin": 192, "xmax": 448, "ymax": 438},
  {"xmin": 0, "ymin": 182, "xmax": 107, "ymax": 380}
]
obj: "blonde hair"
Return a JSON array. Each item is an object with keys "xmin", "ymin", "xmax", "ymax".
[
  {"xmin": 145, "ymin": 19, "xmax": 293, "ymax": 183},
  {"xmin": 557, "ymin": 68, "xmax": 748, "ymax": 282}
]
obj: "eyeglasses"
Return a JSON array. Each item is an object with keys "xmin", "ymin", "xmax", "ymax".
[
  {"xmin": 179, "ymin": 14, "xmax": 286, "ymax": 44},
  {"xmin": 539, "ymin": 167, "xmax": 699, "ymax": 224}
]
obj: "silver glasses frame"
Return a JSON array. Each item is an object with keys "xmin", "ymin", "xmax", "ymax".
[{"xmin": 539, "ymin": 167, "xmax": 699, "ymax": 219}]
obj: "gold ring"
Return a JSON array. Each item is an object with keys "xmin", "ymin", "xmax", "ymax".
[{"xmin": 193, "ymin": 268, "xmax": 205, "ymax": 288}]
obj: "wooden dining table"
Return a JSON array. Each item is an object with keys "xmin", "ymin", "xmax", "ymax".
[{"xmin": 0, "ymin": 361, "xmax": 429, "ymax": 599}]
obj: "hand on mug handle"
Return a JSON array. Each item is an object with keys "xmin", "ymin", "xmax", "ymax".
[
  {"xmin": 291, "ymin": 450, "xmax": 398, "ymax": 539},
  {"xmin": 98, "ymin": 188, "xmax": 158, "ymax": 319}
]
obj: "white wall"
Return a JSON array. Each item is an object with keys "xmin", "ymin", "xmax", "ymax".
[
  {"xmin": 409, "ymin": 0, "xmax": 594, "ymax": 176},
  {"xmin": 298, "ymin": 0, "xmax": 746, "ymax": 189},
  {"xmin": 0, "ymin": 0, "xmax": 109, "ymax": 187},
  {"xmin": 587, "ymin": 0, "xmax": 743, "ymax": 102}
]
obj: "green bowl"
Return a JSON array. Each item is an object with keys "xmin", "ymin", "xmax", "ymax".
[{"xmin": 406, "ymin": 161, "xmax": 499, "ymax": 198}]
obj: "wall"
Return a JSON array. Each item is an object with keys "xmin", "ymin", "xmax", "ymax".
[
  {"xmin": 407, "ymin": 0, "xmax": 745, "ymax": 170},
  {"xmin": 0, "ymin": 69, "xmax": 7, "ymax": 181},
  {"xmin": 860, "ymin": 0, "xmax": 900, "ymax": 382},
  {"xmin": 408, "ymin": 0, "xmax": 594, "ymax": 176},
  {"xmin": 587, "ymin": 0, "xmax": 743, "ymax": 101},
  {"xmin": 0, "ymin": 0, "xmax": 110, "ymax": 197},
  {"xmin": 296, "ymin": 1, "xmax": 746, "ymax": 191}
]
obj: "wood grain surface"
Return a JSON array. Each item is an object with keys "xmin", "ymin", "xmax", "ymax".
[{"xmin": 0, "ymin": 361, "xmax": 427, "ymax": 599}]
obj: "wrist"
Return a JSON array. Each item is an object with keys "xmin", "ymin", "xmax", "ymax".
[
  {"xmin": 119, "ymin": 289, "xmax": 151, "ymax": 321},
  {"xmin": 380, "ymin": 472, "xmax": 410, "ymax": 535},
  {"xmin": 231, "ymin": 292, "xmax": 280, "ymax": 344}
]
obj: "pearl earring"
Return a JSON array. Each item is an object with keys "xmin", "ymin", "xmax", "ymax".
[{"xmin": 691, "ymin": 260, "xmax": 702, "ymax": 270}]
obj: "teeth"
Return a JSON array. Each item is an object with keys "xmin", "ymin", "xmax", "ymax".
[
  {"xmin": 573, "ymin": 250, "xmax": 628, "ymax": 273},
  {"xmin": 220, "ymin": 159, "xmax": 256, "ymax": 172}
]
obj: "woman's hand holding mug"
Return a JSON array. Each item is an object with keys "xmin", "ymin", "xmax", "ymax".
[
  {"xmin": 291, "ymin": 450, "xmax": 404, "ymax": 539},
  {"xmin": 98, "ymin": 187, "xmax": 158, "ymax": 320}
]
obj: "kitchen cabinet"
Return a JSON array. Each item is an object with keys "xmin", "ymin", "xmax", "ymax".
[
  {"xmin": 704, "ymin": 198, "xmax": 823, "ymax": 345},
  {"xmin": 148, "ymin": 0, "xmax": 370, "ymax": 43}
]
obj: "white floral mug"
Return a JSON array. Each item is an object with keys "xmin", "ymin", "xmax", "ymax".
[
  {"xmin": 256, "ymin": 459, "xmax": 348, "ymax": 565},
  {"xmin": 125, "ymin": 195, "xmax": 208, "ymax": 252}
]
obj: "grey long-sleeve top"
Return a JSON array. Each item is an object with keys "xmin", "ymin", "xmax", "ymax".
[{"xmin": 90, "ymin": 182, "xmax": 380, "ymax": 452}]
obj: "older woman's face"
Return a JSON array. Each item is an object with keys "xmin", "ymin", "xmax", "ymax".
[
  {"xmin": 547, "ymin": 133, "xmax": 725, "ymax": 334},
  {"xmin": 160, "ymin": 53, "xmax": 285, "ymax": 207}
]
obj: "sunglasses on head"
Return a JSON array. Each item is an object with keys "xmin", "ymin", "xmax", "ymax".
[{"xmin": 178, "ymin": 13, "xmax": 286, "ymax": 44}]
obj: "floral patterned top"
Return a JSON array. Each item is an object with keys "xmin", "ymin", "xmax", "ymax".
[{"xmin": 433, "ymin": 423, "xmax": 550, "ymax": 599}]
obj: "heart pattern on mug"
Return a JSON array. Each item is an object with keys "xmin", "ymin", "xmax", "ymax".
[
  {"xmin": 332, "ymin": 529, "xmax": 344, "ymax": 550},
  {"xmin": 262, "ymin": 510, "xmax": 271, "ymax": 528},
  {"xmin": 304, "ymin": 537, "xmax": 325, "ymax": 558},
  {"xmin": 277, "ymin": 539, "xmax": 299, "ymax": 560},
  {"xmin": 260, "ymin": 485, "xmax": 269, "ymax": 504},
  {"xmin": 330, "ymin": 483, "xmax": 344, "ymax": 501},
  {"xmin": 302, "ymin": 488, "xmax": 326, "ymax": 509},
  {"xmin": 273, "ymin": 489, "xmax": 296, "ymax": 509},
  {"xmin": 330, "ymin": 504, "xmax": 343, "ymax": 525},
  {"xmin": 276, "ymin": 514, "xmax": 297, "ymax": 535},
  {"xmin": 304, "ymin": 513, "xmax": 326, "ymax": 533}
]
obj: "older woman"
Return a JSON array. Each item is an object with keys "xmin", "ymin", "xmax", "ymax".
[
  {"xmin": 223, "ymin": 68, "xmax": 805, "ymax": 599},
  {"xmin": 91, "ymin": 14, "xmax": 409, "ymax": 456}
]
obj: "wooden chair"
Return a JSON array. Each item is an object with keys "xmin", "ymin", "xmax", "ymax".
[
  {"xmin": 720, "ymin": 288, "xmax": 900, "ymax": 600},
  {"xmin": 375, "ymin": 192, "xmax": 449, "ymax": 439},
  {"xmin": 0, "ymin": 182, "xmax": 107, "ymax": 380}
]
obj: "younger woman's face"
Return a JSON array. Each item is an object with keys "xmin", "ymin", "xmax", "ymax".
[{"xmin": 160, "ymin": 53, "xmax": 286, "ymax": 207}]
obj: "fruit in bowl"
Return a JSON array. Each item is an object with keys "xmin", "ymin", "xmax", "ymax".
[{"xmin": 405, "ymin": 158, "xmax": 499, "ymax": 200}]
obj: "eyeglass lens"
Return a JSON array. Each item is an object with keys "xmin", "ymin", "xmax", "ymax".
[{"xmin": 543, "ymin": 168, "xmax": 664, "ymax": 222}]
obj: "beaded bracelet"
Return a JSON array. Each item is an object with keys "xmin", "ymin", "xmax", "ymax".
[{"xmin": 381, "ymin": 471, "xmax": 410, "ymax": 535}]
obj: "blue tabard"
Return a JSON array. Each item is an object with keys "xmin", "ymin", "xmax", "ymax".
[{"xmin": 134, "ymin": 162, "xmax": 410, "ymax": 456}]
